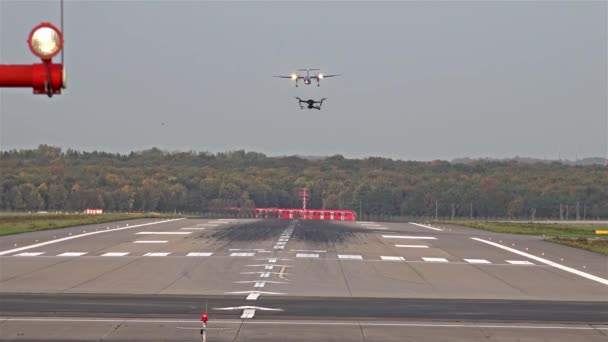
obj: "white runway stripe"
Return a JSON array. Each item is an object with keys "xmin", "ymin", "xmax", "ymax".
[
  {"xmin": 187, "ymin": 252, "xmax": 213, "ymax": 257},
  {"xmin": 338, "ymin": 254, "xmax": 363, "ymax": 260},
  {"xmin": 144, "ymin": 252, "xmax": 170, "ymax": 257},
  {"xmin": 15, "ymin": 252, "xmax": 45, "ymax": 256},
  {"xmin": 506, "ymin": 260, "xmax": 535, "ymax": 265},
  {"xmin": 231, "ymin": 252, "xmax": 255, "ymax": 257},
  {"xmin": 422, "ymin": 257, "xmax": 448, "ymax": 262},
  {"xmin": 409, "ymin": 222, "xmax": 444, "ymax": 231},
  {"xmin": 296, "ymin": 253, "xmax": 319, "ymax": 258},
  {"xmin": 180, "ymin": 227, "xmax": 206, "ymax": 230},
  {"xmin": 472, "ymin": 237, "xmax": 608, "ymax": 286},
  {"xmin": 381, "ymin": 256, "xmax": 405, "ymax": 261},
  {"xmin": 395, "ymin": 245, "xmax": 429, "ymax": 248},
  {"xmin": 135, "ymin": 232, "xmax": 191, "ymax": 235},
  {"xmin": 101, "ymin": 252, "xmax": 129, "ymax": 257},
  {"xmin": 57, "ymin": 252, "xmax": 87, "ymax": 257},
  {"xmin": 133, "ymin": 240, "xmax": 168, "ymax": 244},
  {"xmin": 382, "ymin": 235, "xmax": 437, "ymax": 240},
  {"xmin": 464, "ymin": 259, "xmax": 491, "ymax": 264}
]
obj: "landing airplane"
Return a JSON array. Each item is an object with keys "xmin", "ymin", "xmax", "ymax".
[
  {"xmin": 295, "ymin": 97, "xmax": 326, "ymax": 110},
  {"xmin": 274, "ymin": 68, "xmax": 340, "ymax": 87}
]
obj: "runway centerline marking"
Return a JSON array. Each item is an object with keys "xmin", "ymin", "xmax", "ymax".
[
  {"xmin": 133, "ymin": 240, "xmax": 168, "ymax": 244},
  {"xmin": 101, "ymin": 252, "xmax": 129, "ymax": 257},
  {"xmin": 0, "ymin": 218, "xmax": 184, "ymax": 256},
  {"xmin": 187, "ymin": 252, "xmax": 213, "ymax": 257},
  {"xmin": 472, "ymin": 237, "xmax": 608, "ymax": 286},
  {"xmin": 15, "ymin": 252, "xmax": 45, "ymax": 256},
  {"xmin": 381, "ymin": 256, "xmax": 405, "ymax": 261},
  {"xmin": 144, "ymin": 252, "xmax": 170, "ymax": 257},
  {"xmin": 382, "ymin": 235, "xmax": 437, "ymax": 240},
  {"xmin": 231, "ymin": 252, "xmax": 255, "ymax": 257},
  {"xmin": 395, "ymin": 244, "xmax": 429, "ymax": 248},
  {"xmin": 296, "ymin": 253, "xmax": 319, "ymax": 258},
  {"xmin": 180, "ymin": 227, "xmax": 206, "ymax": 230},
  {"xmin": 506, "ymin": 260, "xmax": 535, "ymax": 265},
  {"xmin": 464, "ymin": 259, "xmax": 491, "ymax": 264},
  {"xmin": 409, "ymin": 222, "xmax": 444, "ymax": 231},
  {"xmin": 338, "ymin": 254, "xmax": 363, "ymax": 260},
  {"xmin": 57, "ymin": 252, "xmax": 87, "ymax": 257},
  {"xmin": 422, "ymin": 257, "xmax": 448, "ymax": 262}
]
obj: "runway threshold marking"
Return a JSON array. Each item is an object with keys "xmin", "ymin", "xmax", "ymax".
[
  {"xmin": 409, "ymin": 222, "xmax": 444, "ymax": 231},
  {"xmin": 0, "ymin": 218, "xmax": 184, "ymax": 256},
  {"xmin": 472, "ymin": 237, "xmax": 608, "ymax": 286},
  {"xmin": 231, "ymin": 252, "xmax": 255, "ymax": 257},
  {"xmin": 382, "ymin": 235, "xmax": 437, "ymax": 240},
  {"xmin": 296, "ymin": 253, "xmax": 319, "ymax": 258},
  {"xmin": 506, "ymin": 260, "xmax": 535, "ymax": 265},
  {"xmin": 381, "ymin": 256, "xmax": 405, "ymax": 261}
]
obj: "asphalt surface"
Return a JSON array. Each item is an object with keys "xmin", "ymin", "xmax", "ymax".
[
  {"xmin": 1, "ymin": 293, "xmax": 606, "ymax": 322},
  {"xmin": 0, "ymin": 218, "xmax": 606, "ymax": 341}
]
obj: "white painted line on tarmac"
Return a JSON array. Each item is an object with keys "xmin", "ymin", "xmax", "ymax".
[
  {"xmin": 338, "ymin": 254, "xmax": 363, "ymax": 260},
  {"xmin": 187, "ymin": 252, "xmax": 213, "ymax": 257},
  {"xmin": 57, "ymin": 252, "xmax": 87, "ymax": 257},
  {"xmin": 231, "ymin": 252, "xmax": 255, "ymax": 257},
  {"xmin": 422, "ymin": 257, "xmax": 448, "ymax": 262},
  {"xmin": 2, "ymin": 317, "xmax": 605, "ymax": 330},
  {"xmin": 506, "ymin": 260, "xmax": 535, "ymax": 265},
  {"xmin": 472, "ymin": 237, "xmax": 608, "ymax": 286},
  {"xmin": 0, "ymin": 219, "xmax": 185, "ymax": 256},
  {"xmin": 144, "ymin": 252, "xmax": 170, "ymax": 257},
  {"xmin": 133, "ymin": 240, "xmax": 168, "ymax": 244},
  {"xmin": 101, "ymin": 252, "xmax": 130, "ymax": 257},
  {"xmin": 273, "ymin": 246, "xmax": 285, "ymax": 249},
  {"xmin": 246, "ymin": 293, "xmax": 260, "ymax": 300},
  {"xmin": 226, "ymin": 291, "xmax": 285, "ymax": 295},
  {"xmin": 464, "ymin": 259, "xmax": 491, "ymax": 264},
  {"xmin": 381, "ymin": 256, "xmax": 405, "ymax": 261},
  {"xmin": 15, "ymin": 252, "xmax": 45, "ymax": 256},
  {"xmin": 366, "ymin": 227, "xmax": 389, "ymax": 230},
  {"xmin": 409, "ymin": 222, "xmax": 443, "ymax": 231},
  {"xmin": 291, "ymin": 249, "xmax": 327, "ymax": 253},
  {"xmin": 382, "ymin": 235, "xmax": 437, "ymax": 240},
  {"xmin": 241, "ymin": 309, "xmax": 256, "ymax": 318},
  {"xmin": 296, "ymin": 253, "xmax": 319, "ymax": 258},
  {"xmin": 254, "ymin": 282, "xmax": 265, "ymax": 288},
  {"xmin": 135, "ymin": 231, "xmax": 191, "ymax": 235},
  {"xmin": 180, "ymin": 227, "xmax": 206, "ymax": 230},
  {"xmin": 395, "ymin": 245, "xmax": 429, "ymax": 248}
]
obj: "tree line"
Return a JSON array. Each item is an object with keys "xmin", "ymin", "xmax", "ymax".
[{"xmin": 1, "ymin": 145, "xmax": 606, "ymax": 219}]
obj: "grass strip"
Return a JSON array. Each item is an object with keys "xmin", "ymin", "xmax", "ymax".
[
  {"xmin": 435, "ymin": 221, "xmax": 599, "ymax": 238},
  {"xmin": 0, "ymin": 213, "xmax": 179, "ymax": 236},
  {"xmin": 545, "ymin": 237, "xmax": 608, "ymax": 255}
]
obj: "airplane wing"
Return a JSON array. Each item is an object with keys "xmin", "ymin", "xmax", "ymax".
[
  {"xmin": 273, "ymin": 76, "xmax": 294, "ymax": 78},
  {"xmin": 321, "ymin": 74, "xmax": 341, "ymax": 78}
]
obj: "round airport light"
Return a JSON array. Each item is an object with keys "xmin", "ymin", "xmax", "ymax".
[
  {"xmin": 291, "ymin": 73, "xmax": 297, "ymax": 80},
  {"xmin": 28, "ymin": 23, "xmax": 63, "ymax": 60},
  {"xmin": 318, "ymin": 73, "xmax": 324, "ymax": 80}
]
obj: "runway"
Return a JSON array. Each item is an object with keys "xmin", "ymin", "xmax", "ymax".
[{"xmin": 0, "ymin": 218, "xmax": 606, "ymax": 341}]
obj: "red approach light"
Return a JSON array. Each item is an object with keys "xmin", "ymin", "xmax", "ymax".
[
  {"xmin": 201, "ymin": 313, "xmax": 208, "ymax": 323},
  {"xmin": 0, "ymin": 22, "xmax": 66, "ymax": 96}
]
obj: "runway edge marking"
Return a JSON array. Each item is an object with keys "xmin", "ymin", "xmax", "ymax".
[
  {"xmin": 409, "ymin": 222, "xmax": 444, "ymax": 231},
  {"xmin": 0, "ymin": 218, "xmax": 185, "ymax": 256},
  {"xmin": 471, "ymin": 237, "xmax": 608, "ymax": 286}
]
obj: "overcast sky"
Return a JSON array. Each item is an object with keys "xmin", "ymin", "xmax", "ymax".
[{"xmin": 1, "ymin": 1, "xmax": 606, "ymax": 161}]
